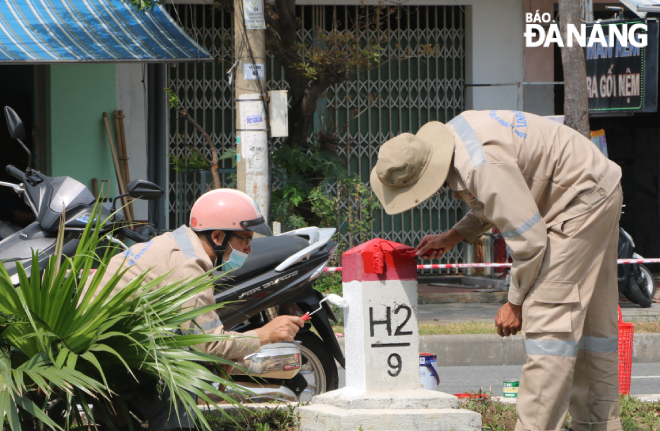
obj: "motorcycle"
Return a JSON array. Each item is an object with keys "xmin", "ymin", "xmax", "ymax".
[
  {"xmin": 0, "ymin": 106, "xmax": 162, "ymax": 283},
  {"xmin": 618, "ymin": 227, "xmax": 656, "ymax": 308},
  {"xmin": 214, "ymin": 226, "xmax": 344, "ymax": 402}
]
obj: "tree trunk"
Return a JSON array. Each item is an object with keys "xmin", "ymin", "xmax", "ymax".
[
  {"xmin": 559, "ymin": 0, "xmax": 591, "ymax": 138},
  {"xmin": 179, "ymin": 110, "xmax": 221, "ymax": 189},
  {"xmin": 286, "ymin": 86, "xmax": 316, "ymax": 148},
  {"xmin": 284, "ymin": 72, "xmax": 339, "ymax": 149}
]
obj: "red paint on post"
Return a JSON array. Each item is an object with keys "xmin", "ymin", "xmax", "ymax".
[{"xmin": 342, "ymin": 238, "xmax": 418, "ymax": 282}]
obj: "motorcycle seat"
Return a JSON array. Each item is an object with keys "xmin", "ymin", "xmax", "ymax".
[
  {"xmin": 215, "ymin": 234, "xmax": 310, "ymax": 284},
  {"xmin": 0, "ymin": 222, "xmax": 56, "ymax": 261}
]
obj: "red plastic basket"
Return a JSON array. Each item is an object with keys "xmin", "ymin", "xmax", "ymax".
[{"xmin": 618, "ymin": 306, "xmax": 634, "ymax": 395}]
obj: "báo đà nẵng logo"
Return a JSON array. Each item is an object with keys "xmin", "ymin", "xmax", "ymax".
[{"xmin": 524, "ymin": 11, "xmax": 647, "ymax": 48}]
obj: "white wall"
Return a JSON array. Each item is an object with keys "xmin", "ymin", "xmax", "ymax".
[
  {"xmin": 116, "ymin": 64, "xmax": 149, "ymax": 220},
  {"xmin": 464, "ymin": 0, "xmax": 525, "ymax": 111}
]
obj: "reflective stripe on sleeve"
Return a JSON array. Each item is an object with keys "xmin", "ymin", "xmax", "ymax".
[
  {"xmin": 501, "ymin": 212, "xmax": 542, "ymax": 240},
  {"xmin": 448, "ymin": 115, "xmax": 487, "ymax": 168},
  {"xmin": 172, "ymin": 226, "xmax": 199, "ymax": 259},
  {"xmin": 191, "ymin": 318, "xmax": 223, "ymax": 334},
  {"xmin": 524, "ymin": 339, "xmax": 579, "ymax": 357},
  {"xmin": 579, "ymin": 335, "xmax": 618, "ymax": 353}
]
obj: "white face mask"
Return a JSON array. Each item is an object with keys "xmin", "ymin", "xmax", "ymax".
[{"xmin": 223, "ymin": 241, "xmax": 248, "ymax": 270}]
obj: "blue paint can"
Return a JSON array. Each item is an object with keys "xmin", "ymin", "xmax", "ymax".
[{"xmin": 419, "ymin": 353, "xmax": 440, "ymax": 391}]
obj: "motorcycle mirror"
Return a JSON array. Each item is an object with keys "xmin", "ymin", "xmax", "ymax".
[
  {"xmin": 127, "ymin": 179, "xmax": 164, "ymax": 200},
  {"xmin": 4, "ymin": 106, "xmax": 26, "ymax": 140}
]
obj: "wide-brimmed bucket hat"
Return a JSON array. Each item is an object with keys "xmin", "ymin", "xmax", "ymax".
[{"xmin": 370, "ymin": 121, "xmax": 455, "ymax": 215}]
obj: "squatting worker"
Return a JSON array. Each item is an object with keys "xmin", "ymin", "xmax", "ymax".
[
  {"xmin": 371, "ymin": 110, "xmax": 623, "ymax": 431},
  {"xmin": 84, "ymin": 189, "xmax": 304, "ymax": 430}
]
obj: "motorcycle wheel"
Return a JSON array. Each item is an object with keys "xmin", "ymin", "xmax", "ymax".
[
  {"xmin": 639, "ymin": 265, "xmax": 656, "ymax": 300},
  {"xmin": 295, "ymin": 332, "xmax": 339, "ymax": 402},
  {"xmin": 624, "ymin": 265, "xmax": 654, "ymax": 308}
]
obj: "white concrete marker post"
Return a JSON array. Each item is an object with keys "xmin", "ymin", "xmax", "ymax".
[{"xmin": 299, "ymin": 239, "xmax": 481, "ymax": 431}]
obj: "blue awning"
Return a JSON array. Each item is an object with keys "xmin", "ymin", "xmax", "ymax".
[{"xmin": 0, "ymin": 0, "xmax": 213, "ymax": 63}]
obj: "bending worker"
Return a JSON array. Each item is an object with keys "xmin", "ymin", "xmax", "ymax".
[
  {"xmin": 87, "ymin": 189, "xmax": 303, "ymax": 429},
  {"xmin": 371, "ymin": 110, "xmax": 622, "ymax": 431}
]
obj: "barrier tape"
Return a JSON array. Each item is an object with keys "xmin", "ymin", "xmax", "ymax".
[
  {"xmin": 323, "ymin": 258, "xmax": 660, "ymax": 272},
  {"xmin": 66, "ymin": 259, "xmax": 660, "ymax": 275}
]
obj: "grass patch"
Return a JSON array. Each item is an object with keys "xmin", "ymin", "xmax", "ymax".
[
  {"xmin": 461, "ymin": 395, "xmax": 660, "ymax": 431},
  {"xmin": 624, "ymin": 320, "xmax": 660, "ymax": 333},
  {"xmin": 332, "ymin": 319, "xmax": 660, "ymax": 335},
  {"xmin": 332, "ymin": 320, "xmax": 498, "ymax": 335},
  {"xmin": 205, "ymin": 403, "xmax": 301, "ymax": 431},
  {"xmin": 419, "ymin": 321, "xmax": 497, "ymax": 335},
  {"xmin": 461, "ymin": 396, "xmax": 518, "ymax": 431},
  {"xmin": 620, "ymin": 395, "xmax": 660, "ymax": 431}
]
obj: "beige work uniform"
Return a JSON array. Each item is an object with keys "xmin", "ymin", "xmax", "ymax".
[
  {"xmin": 86, "ymin": 225, "xmax": 260, "ymax": 361},
  {"xmin": 446, "ymin": 110, "xmax": 623, "ymax": 431}
]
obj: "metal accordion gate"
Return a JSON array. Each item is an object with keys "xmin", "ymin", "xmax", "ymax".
[{"xmin": 166, "ymin": 4, "xmax": 467, "ymax": 272}]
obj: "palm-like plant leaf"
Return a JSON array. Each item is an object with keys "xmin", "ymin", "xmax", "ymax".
[{"xmin": 0, "ymin": 201, "xmax": 251, "ymax": 431}]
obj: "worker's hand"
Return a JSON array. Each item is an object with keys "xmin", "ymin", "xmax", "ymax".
[
  {"xmin": 495, "ymin": 301, "xmax": 523, "ymax": 337},
  {"xmin": 254, "ymin": 315, "xmax": 304, "ymax": 346},
  {"xmin": 416, "ymin": 229, "xmax": 464, "ymax": 260}
]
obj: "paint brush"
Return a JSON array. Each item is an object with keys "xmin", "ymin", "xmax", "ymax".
[{"xmin": 301, "ymin": 294, "xmax": 349, "ymax": 321}]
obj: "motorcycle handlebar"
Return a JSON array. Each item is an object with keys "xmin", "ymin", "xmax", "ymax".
[
  {"xmin": 6, "ymin": 165, "xmax": 24, "ymax": 181},
  {"xmin": 118, "ymin": 227, "xmax": 149, "ymax": 243}
]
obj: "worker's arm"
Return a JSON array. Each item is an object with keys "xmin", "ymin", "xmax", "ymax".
[
  {"xmin": 453, "ymin": 210, "xmax": 494, "ymax": 244},
  {"xmin": 186, "ymin": 309, "xmax": 262, "ymax": 360},
  {"xmin": 468, "ymin": 163, "xmax": 547, "ymax": 305},
  {"xmin": 184, "ymin": 287, "xmax": 304, "ymax": 361},
  {"xmin": 416, "ymin": 192, "xmax": 492, "ymax": 260}
]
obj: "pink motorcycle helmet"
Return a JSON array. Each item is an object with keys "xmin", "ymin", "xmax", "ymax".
[{"xmin": 189, "ymin": 189, "xmax": 272, "ymax": 236}]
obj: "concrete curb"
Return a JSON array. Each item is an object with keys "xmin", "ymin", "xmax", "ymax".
[
  {"xmin": 419, "ymin": 276, "xmax": 508, "ymax": 291},
  {"xmin": 337, "ymin": 333, "xmax": 660, "ymax": 366},
  {"xmin": 419, "ymin": 291, "xmax": 508, "ymax": 304},
  {"xmin": 493, "ymin": 395, "xmax": 660, "ymax": 404}
]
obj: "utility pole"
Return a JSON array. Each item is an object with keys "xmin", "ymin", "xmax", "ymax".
[
  {"xmin": 234, "ymin": 0, "xmax": 270, "ymax": 222},
  {"xmin": 559, "ymin": 0, "xmax": 590, "ymax": 138}
]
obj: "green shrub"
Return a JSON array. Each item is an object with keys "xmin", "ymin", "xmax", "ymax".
[
  {"xmin": 0, "ymin": 202, "xmax": 246, "ymax": 431},
  {"xmin": 314, "ymin": 272, "xmax": 342, "ymax": 297}
]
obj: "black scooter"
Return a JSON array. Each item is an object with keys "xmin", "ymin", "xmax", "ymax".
[
  {"xmin": 214, "ymin": 227, "xmax": 344, "ymax": 402},
  {"xmin": 618, "ymin": 227, "xmax": 656, "ymax": 308}
]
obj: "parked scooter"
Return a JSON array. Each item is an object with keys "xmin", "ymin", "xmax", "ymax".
[
  {"xmin": 214, "ymin": 227, "xmax": 344, "ymax": 402},
  {"xmin": 618, "ymin": 227, "xmax": 656, "ymax": 308},
  {"xmin": 0, "ymin": 107, "xmax": 162, "ymax": 284}
]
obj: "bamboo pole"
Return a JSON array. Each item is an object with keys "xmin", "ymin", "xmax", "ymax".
[
  {"xmin": 115, "ymin": 110, "xmax": 134, "ymax": 220},
  {"xmin": 103, "ymin": 112, "xmax": 132, "ymax": 222}
]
